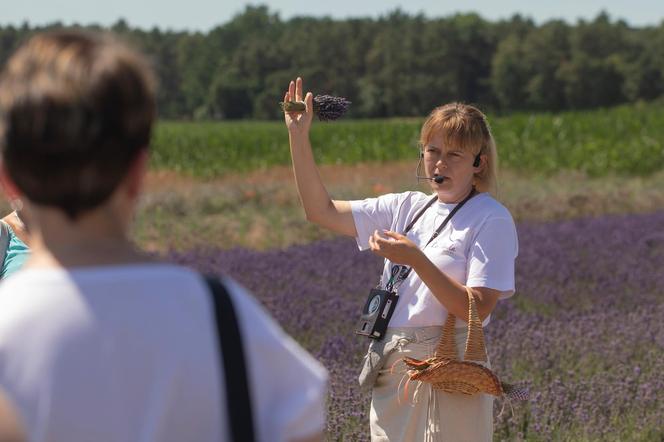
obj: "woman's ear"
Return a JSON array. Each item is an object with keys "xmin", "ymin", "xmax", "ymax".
[{"xmin": 474, "ymin": 154, "xmax": 488, "ymax": 173}]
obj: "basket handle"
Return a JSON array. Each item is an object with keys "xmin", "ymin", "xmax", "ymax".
[{"xmin": 434, "ymin": 286, "xmax": 488, "ymax": 363}]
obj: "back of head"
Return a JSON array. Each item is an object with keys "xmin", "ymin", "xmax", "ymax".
[{"xmin": 0, "ymin": 30, "xmax": 156, "ymax": 219}]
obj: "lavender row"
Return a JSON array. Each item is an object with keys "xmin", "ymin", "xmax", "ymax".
[{"xmin": 169, "ymin": 211, "xmax": 664, "ymax": 441}]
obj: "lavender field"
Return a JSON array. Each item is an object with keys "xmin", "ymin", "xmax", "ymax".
[{"xmin": 172, "ymin": 210, "xmax": 664, "ymax": 441}]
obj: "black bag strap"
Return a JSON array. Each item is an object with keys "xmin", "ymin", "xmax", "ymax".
[
  {"xmin": 385, "ymin": 188, "xmax": 478, "ymax": 291},
  {"xmin": 204, "ymin": 276, "xmax": 256, "ymax": 442},
  {"xmin": 403, "ymin": 195, "xmax": 438, "ymax": 233}
]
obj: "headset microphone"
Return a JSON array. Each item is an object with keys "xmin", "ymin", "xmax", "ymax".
[
  {"xmin": 415, "ymin": 153, "xmax": 445, "ymax": 184},
  {"xmin": 416, "ymin": 175, "xmax": 445, "ymax": 183}
]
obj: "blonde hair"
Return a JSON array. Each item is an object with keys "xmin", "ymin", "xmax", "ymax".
[{"xmin": 419, "ymin": 103, "xmax": 498, "ymax": 195}]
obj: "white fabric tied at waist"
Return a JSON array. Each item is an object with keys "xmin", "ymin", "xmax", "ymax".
[
  {"xmin": 381, "ymin": 326, "xmax": 444, "ymax": 344},
  {"xmin": 376, "ymin": 327, "xmax": 443, "ymax": 377}
]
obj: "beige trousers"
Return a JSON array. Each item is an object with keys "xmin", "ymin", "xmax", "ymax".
[{"xmin": 370, "ymin": 326, "xmax": 494, "ymax": 442}]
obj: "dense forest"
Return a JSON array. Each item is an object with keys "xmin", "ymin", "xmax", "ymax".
[{"xmin": 1, "ymin": 6, "xmax": 663, "ymax": 119}]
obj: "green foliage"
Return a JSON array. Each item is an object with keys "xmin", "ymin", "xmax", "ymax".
[
  {"xmin": 150, "ymin": 118, "xmax": 421, "ymax": 175},
  {"xmin": 151, "ymin": 103, "xmax": 664, "ymax": 178},
  {"xmin": 3, "ymin": 9, "xmax": 664, "ymax": 118}
]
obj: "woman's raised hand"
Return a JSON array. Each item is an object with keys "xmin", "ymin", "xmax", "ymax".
[{"xmin": 284, "ymin": 77, "xmax": 313, "ymax": 135}]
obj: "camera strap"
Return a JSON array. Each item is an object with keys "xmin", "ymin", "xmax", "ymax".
[{"xmin": 385, "ymin": 187, "xmax": 478, "ymax": 292}]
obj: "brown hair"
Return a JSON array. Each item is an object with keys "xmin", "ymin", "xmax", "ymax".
[
  {"xmin": 0, "ymin": 30, "xmax": 156, "ymax": 219},
  {"xmin": 419, "ymin": 103, "xmax": 498, "ymax": 194}
]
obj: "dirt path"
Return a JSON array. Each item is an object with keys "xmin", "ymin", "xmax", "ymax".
[{"xmin": 135, "ymin": 163, "xmax": 664, "ymax": 251}]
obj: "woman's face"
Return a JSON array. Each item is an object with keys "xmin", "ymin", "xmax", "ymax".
[{"xmin": 422, "ymin": 131, "xmax": 478, "ymax": 203}]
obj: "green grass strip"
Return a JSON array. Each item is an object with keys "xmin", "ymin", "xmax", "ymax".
[{"xmin": 151, "ymin": 103, "xmax": 664, "ymax": 178}]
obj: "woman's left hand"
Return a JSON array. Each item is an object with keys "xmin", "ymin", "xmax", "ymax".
[{"xmin": 368, "ymin": 230, "xmax": 424, "ymax": 267}]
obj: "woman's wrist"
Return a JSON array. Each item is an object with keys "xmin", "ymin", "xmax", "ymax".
[{"xmin": 408, "ymin": 249, "xmax": 429, "ymax": 270}]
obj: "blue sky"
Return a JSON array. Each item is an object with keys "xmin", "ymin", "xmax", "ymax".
[{"xmin": 1, "ymin": 0, "xmax": 662, "ymax": 31}]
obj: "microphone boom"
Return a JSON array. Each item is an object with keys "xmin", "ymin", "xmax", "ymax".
[
  {"xmin": 416, "ymin": 175, "xmax": 445, "ymax": 184},
  {"xmin": 414, "ymin": 155, "xmax": 444, "ymax": 184}
]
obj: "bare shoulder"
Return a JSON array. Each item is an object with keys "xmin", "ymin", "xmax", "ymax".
[
  {"xmin": 0, "ymin": 213, "xmax": 13, "ymax": 225},
  {"xmin": 0, "ymin": 213, "xmax": 29, "ymax": 244},
  {"xmin": 0, "ymin": 213, "xmax": 20, "ymax": 233}
]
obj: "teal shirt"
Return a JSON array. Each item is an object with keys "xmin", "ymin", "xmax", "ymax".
[{"xmin": 1, "ymin": 226, "xmax": 30, "ymax": 279}]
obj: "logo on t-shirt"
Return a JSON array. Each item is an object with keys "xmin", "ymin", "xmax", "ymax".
[{"xmin": 431, "ymin": 241, "xmax": 464, "ymax": 259}]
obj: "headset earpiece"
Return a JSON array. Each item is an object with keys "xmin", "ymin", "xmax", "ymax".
[
  {"xmin": 420, "ymin": 151, "xmax": 424, "ymax": 159},
  {"xmin": 473, "ymin": 154, "xmax": 481, "ymax": 168}
]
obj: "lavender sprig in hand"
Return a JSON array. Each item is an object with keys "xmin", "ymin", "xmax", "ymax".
[{"xmin": 281, "ymin": 95, "xmax": 351, "ymax": 121}]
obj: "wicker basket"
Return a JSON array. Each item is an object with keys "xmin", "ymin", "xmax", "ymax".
[{"xmin": 402, "ymin": 287, "xmax": 527, "ymax": 399}]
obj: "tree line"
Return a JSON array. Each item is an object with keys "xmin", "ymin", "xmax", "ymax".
[{"xmin": 1, "ymin": 6, "xmax": 663, "ymax": 119}]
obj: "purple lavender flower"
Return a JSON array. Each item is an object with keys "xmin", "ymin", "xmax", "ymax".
[{"xmin": 168, "ymin": 211, "xmax": 664, "ymax": 440}]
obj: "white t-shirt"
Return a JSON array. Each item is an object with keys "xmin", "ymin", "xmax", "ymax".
[
  {"xmin": 0, "ymin": 264, "xmax": 327, "ymax": 442},
  {"xmin": 350, "ymin": 191, "xmax": 518, "ymax": 328}
]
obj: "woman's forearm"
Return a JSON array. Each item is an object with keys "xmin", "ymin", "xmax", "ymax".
[
  {"xmin": 288, "ymin": 132, "xmax": 333, "ymax": 222},
  {"xmin": 288, "ymin": 132, "xmax": 356, "ymax": 236},
  {"xmin": 410, "ymin": 252, "xmax": 496, "ymax": 321}
]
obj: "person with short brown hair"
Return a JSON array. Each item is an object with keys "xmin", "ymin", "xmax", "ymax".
[
  {"xmin": 0, "ymin": 30, "xmax": 156, "ymax": 219},
  {"xmin": 0, "ymin": 32, "xmax": 327, "ymax": 442}
]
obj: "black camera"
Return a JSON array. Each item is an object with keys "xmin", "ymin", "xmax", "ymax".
[{"xmin": 355, "ymin": 288, "xmax": 399, "ymax": 340}]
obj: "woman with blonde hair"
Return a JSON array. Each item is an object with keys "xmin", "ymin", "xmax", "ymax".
[{"xmin": 284, "ymin": 78, "xmax": 518, "ymax": 441}]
